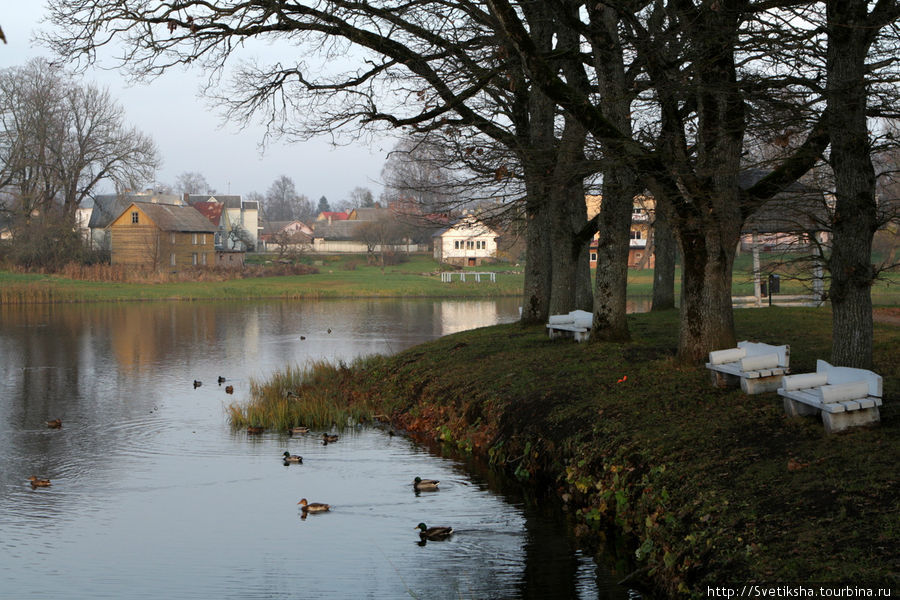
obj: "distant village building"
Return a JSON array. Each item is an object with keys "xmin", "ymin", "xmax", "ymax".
[
  {"xmin": 259, "ymin": 220, "xmax": 313, "ymax": 253},
  {"xmin": 87, "ymin": 191, "xmax": 185, "ymax": 252},
  {"xmin": 109, "ymin": 201, "xmax": 217, "ymax": 269},
  {"xmin": 187, "ymin": 194, "xmax": 259, "ymax": 251},
  {"xmin": 586, "ymin": 195, "xmax": 655, "ymax": 269},
  {"xmin": 315, "ymin": 211, "xmax": 349, "ymax": 223},
  {"xmin": 432, "ymin": 214, "xmax": 499, "ymax": 266}
]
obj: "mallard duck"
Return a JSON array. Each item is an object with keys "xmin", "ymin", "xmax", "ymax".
[
  {"xmin": 46, "ymin": 419, "xmax": 62, "ymax": 429},
  {"xmin": 289, "ymin": 426, "xmax": 309, "ymax": 435},
  {"xmin": 413, "ymin": 477, "xmax": 440, "ymax": 491},
  {"xmin": 218, "ymin": 376, "xmax": 226, "ymax": 384},
  {"xmin": 225, "ymin": 385, "xmax": 234, "ymax": 394},
  {"xmin": 193, "ymin": 380, "xmax": 202, "ymax": 388},
  {"xmin": 322, "ymin": 433, "xmax": 339, "ymax": 444},
  {"xmin": 282, "ymin": 451, "xmax": 303, "ymax": 463},
  {"xmin": 297, "ymin": 498, "xmax": 330, "ymax": 513},
  {"xmin": 247, "ymin": 426, "xmax": 265, "ymax": 434},
  {"xmin": 415, "ymin": 523, "xmax": 453, "ymax": 541},
  {"xmin": 28, "ymin": 476, "xmax": 51, "ymax": 488}
]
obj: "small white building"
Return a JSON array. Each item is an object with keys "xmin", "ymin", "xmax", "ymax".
[{"xmin": 432, "ymin": 215, "xmax": 499, "ymax": 266}]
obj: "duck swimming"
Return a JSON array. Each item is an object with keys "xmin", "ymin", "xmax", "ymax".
[
  {"xmin": 297, "ymin": 498, "xmax": 330, "ymax": 513},
  {"xmin": 282, "ymin": 451, "xmax": 303, "ymax": 463},
  {"xmin": 415, "ymin": 523, "xmax": 453, "ymax": 541},
  {"xmin": 289, "ymin": 426, "xmax": 309, "ymax": 435},
  {"xmin": 28, "ymin": 476, "xmax": 51, "ymax": 488},
  {"xmin": 322, "ymin": 433, "xmax": 339, "ymax": 444},
  {"xmin": 46, "ymin": 419, "xmax": 62, "ymax": 429},
  {"xmin": 413, "ymin": 477, "xmax": 440, "ymax": 491}
]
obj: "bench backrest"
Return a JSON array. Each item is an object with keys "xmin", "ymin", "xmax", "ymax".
[
  {"xmin": 817, "ymin": 359, "xmax": 883, "ymax": 398},
  {"xmin": 737, "ymin": 341, "xmax": 790, "ymax": 367}
]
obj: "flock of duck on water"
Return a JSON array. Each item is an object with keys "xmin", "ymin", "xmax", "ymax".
[
  {"xmin": 280, "ymin": 426, "xmax": 454, "ymax": 541},
  {"xmin": 29, "ymin": 376, "xmax": 454, "ymax": 542}
]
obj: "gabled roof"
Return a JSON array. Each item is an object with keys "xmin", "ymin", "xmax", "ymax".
[
  {"xmin": 317, "ymin": 211, "xmax": 349, "ymax": 221},
  {"xmin": 312, "ymin": 220, "xmax": 365, "ymax": 241},
  {"xmin": 432, "ymin": 215, "xmax": 499, "ymax": 238},
  {"xmin": 191, "ymin": 201, "xmax": 225, "ymax": 226},
  {"xmin": 740, "ymin": 169, "xmax": 827, "ymax": 234},
  {"xmin": 349, "ymin": 207, "xmax": 387, "ymax": 221},
  {"xmin": 90, "ymin": 193, "xmax": 186, "ymax": 229},
  {"xmin": 88, "ymin": 195, "xmax": 133, "ymax": 229},
  {"xmin": 188, "ymin": 194, "xmax": 248, "ymax": 210},
  {"xmin": 119, "ymin": 201, "xmax": 217, "ymax": 233},
  {"xmin": 261, "ymin": 220, "xmax": 311, "ymax": 235}
]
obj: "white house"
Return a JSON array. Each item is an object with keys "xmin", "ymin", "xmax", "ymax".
[
  {"xmin": 432, "ymin": 215, "xmax": 499, "ymax": 266},
  {"xmin": 187, "ymin": 195, "xmax": 260, "ymax": 251}
]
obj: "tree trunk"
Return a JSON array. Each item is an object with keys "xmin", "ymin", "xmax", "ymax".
[
  {"xmin": 825, "ymin": 0, "xmax": 878, "ymax": 369},
  {"xmin": 520, "ymin": 173, "xmax": 553, "ymax": 324},
  {"xmin": 547, "ymin": 115, "xmax": 590, "ymax": 317},
  {"xmin": 651, "ymin": 203, "xmax": 677, "ymax": 311},
  {"xmin": 677, "ymin": 224, "xmax": 739, "ymax": 363},
  {"xmin": 592, "ymin": 166, "xmax": 635, "ymax": 341},
  {"xmin": 588, "ymin": 4, "xmax": 637, "ymax": 341}
]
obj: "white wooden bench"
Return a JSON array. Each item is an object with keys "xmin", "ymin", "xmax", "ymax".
[
  {"xmin": 777, "ymin": 359, "xmax": 883, "ymax": 434},
  {"xmin": 706, "ymin": 341, "xmax": 790, "ymax": 395},
  {"xmin": 546, "ymin": 309, "xmax": 592, "ymax": 342}
]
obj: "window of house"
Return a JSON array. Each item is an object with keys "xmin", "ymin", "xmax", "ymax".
[
  {"xmin": 192, "ymin": 253, "xmax": 198, "ymax": 265},
  {"xmin": 630, "ymin": 230, "xmax": 642, "ymax": 240},
  {"xmin": 170, "ymin": 254, "xmax": 176, "ymax": 266},
  {"xmin": 192, "ymin": 233, "xmax": 198, "ymax": 245},
  {"xmin": 454, "ymin": 240, "xmax": 460, "ymax": 249},
  {"xmin": 201, "ymin": 234, "xmax": 206, "ymax": 245},
  {"xmin": 201, "ymin": 253, "xmax": 207, "ymax": 265},
  {"xmin": 466, "ymin": 240, "xmax": 474, "ymax": 249},
  {"xmin": 131, "ymin": 211, "xmax": 139, "ymax": 224},
  {"xmin": 170, "ymin": 233, "xmax": 176, "ymax": 244},
  {"xmin": 590, "ymin": 252, "xmax": 597, "ymax": 262}
]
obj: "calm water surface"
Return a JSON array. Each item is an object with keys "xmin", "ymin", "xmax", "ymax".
[{"xmin": 0, "ymin": 299, "xmax": 635, "ymax": 599}]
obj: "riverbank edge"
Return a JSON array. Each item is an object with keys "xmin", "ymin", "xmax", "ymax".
[{"xmin": 237, "ymin": 307, "xmax": 899, "ymax": 598}]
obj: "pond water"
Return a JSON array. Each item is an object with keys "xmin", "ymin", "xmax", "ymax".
[{"xmin": 0, "ymin": 299, "xmax": 638, "ymax": 599}]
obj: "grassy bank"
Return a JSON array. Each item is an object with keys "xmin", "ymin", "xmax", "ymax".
[
  {"xmin": 229, "ymin": 307, "xmax": 899, "ymax": 597},
  {"xmin": 0, "ymin": 255, "xmax": 523, "ymax": 303},
  {"xmin": 2, "ymin": 251, "xmax": 897, "ymax": 305}
]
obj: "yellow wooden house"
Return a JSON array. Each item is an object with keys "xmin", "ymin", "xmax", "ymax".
[{"xmin": 109, "ymin": 201, "xmax": 217, "ymax": 269}]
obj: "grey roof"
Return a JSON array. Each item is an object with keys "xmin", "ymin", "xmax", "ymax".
[
  {"xmin": 88, "ymin": 195, "xmax": 133, "ymax": 229},
  {"xmin": 89, "ymin": 193, "xmax": 186, "ymax": 229},
  {"xmin": 125, "ymin": 201, "xmax": 218, "ymax": 233},
  {"xmin": 350, "ymin": 207, "xmax": 391, "ymax": 221},
  {"xmin": 189, "ymin": 194, "xmax": 245, "ymax": 209},
  {"xmin": 312, "ymin": 220, "xmax": 366, "ymax": 241},
  {"xmin": 740, "ymin": 169, "xmax": 828, "ymax": 234}
]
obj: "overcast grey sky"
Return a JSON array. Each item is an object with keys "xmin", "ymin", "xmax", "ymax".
[{"xmin": 1, "ymin": 3, "xmax": 391, "ymax": 206}]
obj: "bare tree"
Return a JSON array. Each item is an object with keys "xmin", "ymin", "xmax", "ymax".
[
  {"xmin": 347, "ymin": 187, "xmax": 375, "ymax": 209},
  {"xmin": 263, "ymin": 175, "xmax": 310, "ymax": 221},
  {"xmin": 0, "ymin": 58, "xmax": 158, "ymax": 221},
  {"xmin": 270, "ymin": 229, "xmax": 309, "ymax": 261},
  {"xmin": 174, "ymin": 171, "xmax": 213, "ymax": 195},
  {"xmin": 355, "ymin": 215, "xmax": 407, "ymax": 268}
]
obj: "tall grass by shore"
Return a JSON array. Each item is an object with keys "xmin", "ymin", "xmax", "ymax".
[{"xmin": 226, "ymin": 358, "xmax": 395, "ymax": 432}]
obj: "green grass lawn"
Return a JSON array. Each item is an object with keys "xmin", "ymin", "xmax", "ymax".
[{"xmin": 1, "ymin": 251, "xmax": 897, "ymax": 305}]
